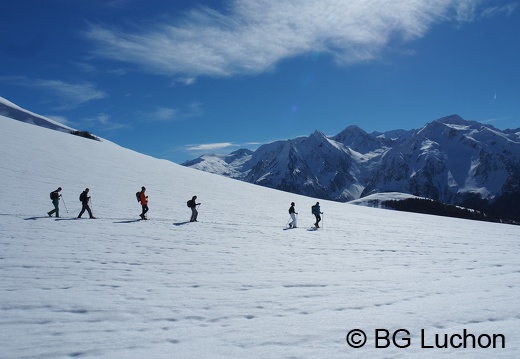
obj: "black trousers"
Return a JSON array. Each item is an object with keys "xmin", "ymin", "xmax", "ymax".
[
  {"xmin": 78, "ymin": 203, "xmax": 93, "ymax": 218},
  {"xmin": 141, "ymin": 204, "xmax": 149, "ymax": 217}
]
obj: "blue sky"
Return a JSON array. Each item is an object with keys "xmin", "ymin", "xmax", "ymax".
[{"xmin": 1, "ymin": 0, "xmax": 519, "ymax": 163}]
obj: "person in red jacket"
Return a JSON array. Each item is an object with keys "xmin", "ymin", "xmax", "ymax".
[{"xmin": 139, "ymin": 186, "xmax": 149, "ymax": 220}]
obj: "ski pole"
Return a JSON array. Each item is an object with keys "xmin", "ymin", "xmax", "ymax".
[{"xmin": 61, "ymin": 195, "xmax": 69, "ymax": 213}]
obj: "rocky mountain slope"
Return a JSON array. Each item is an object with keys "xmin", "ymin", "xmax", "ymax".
[{"xmin": 184, "ymin": 115, "xmax": 520, "ymax": 219}]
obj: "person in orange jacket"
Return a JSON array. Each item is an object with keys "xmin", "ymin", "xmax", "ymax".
[{"xmin": 139, "ymin": 186, "xmax": 149, "ymax": 220}]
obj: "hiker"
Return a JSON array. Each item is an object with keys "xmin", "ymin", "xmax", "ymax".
[
  {"xmin": 78, "ymin": 188, "xmax": 95, "ymax": 219},
  {"xmin": 138, "ymin": 186, "xmax": 149, "ymax": 220},
  {"xmin": 312, "ymin": 202, "xmax": 323, "ymax": 228},
  {"xmin": 188, "ymin": 195, "xmax": 201, "ymax": 222},
  {"xmin": 288, "ymin": 202, "xmax": 298, "ymax": 228},
  {"xmin": 47, "ymin": 187, "xmax": 62, "ymax": 217}
]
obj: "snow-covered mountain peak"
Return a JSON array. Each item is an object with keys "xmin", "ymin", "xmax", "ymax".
[
  {"xmin": 184, "ymin": 114, "xmax": 520, "ymax": 219},
  {"xmin": 435, "ymin": 114, "xmax": 466, "ymax": 125},
  {"xmin": 308, "ymin": 129, "xmax": 328, "ymax": 142}
]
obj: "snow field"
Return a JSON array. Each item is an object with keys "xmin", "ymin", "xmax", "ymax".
[{"xmin": 1, "ymin": 116, "xmax": 519, "ymax": 358}]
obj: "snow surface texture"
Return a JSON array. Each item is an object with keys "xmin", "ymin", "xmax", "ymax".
[{"xmin": 1, "ymin": 115, "xmax": 519, "ymax": 358}]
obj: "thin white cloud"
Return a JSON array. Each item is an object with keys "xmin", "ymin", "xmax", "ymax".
[
  {"xmin": 34, "ymin": 79, "xmax": 107, "ymax": 107},
  {"xmin": 454, "ymin": 0, "xmax": 484, "ymax": 22},
  {"xmin": 186, "ymin": 142, "xmax": 236, "ymax": 151},
  {"xmin": 481, "ymin": 2, "xmax": 519, "ymax": 18},
  {"xmin": 0, "ymin": 76, "xmax": 107, "ymax": 109},
  {"xmin": 186, "ymin": 137, "xmax": 280, "ymax": 153},
  {"xmin": 151, "ymin": 107, "xmax": 179, "ymax": 121},
  {"xmin": 85, "ymin": 0, "xmax": 487, "ymax": 80},
  {"xmin": 144, "ymin": 102, "xmax": 204, "ymax": 122},
  {"xmin": 481, "ymin": 116, "xmax": 513, "ymax": 125},
  {"xmin": 97, "ymin": 113, "xmax": 111, "ymax": 125},
  {"xmin": 81, "ymin": 112, "xmax": 129, "ymax": 131}
]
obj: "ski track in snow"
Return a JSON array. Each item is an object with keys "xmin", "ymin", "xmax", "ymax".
[{"xmin": 1, "ymin": 116, "xmax": 519, "ymax": 358}]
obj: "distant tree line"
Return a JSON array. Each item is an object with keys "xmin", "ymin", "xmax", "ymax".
[
  {"xmin": 70, "ymin": 130, "xmax": 100, "ymax": 141},
  {"xmin": 382, "ymin": 197, "xmax": 520, "ymax": 225},
  {"xmin": 460, "ymin": 192, "xmax": 520, "ymax": 225}
]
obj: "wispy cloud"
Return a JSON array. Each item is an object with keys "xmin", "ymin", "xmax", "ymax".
[
  {"xmin": 85, "ymin": 0, "xmax": 489, "ymax": 80},
  {"xmin": 89, "ymin": 112, "xmax": 126, "ymax": 129},
  {"xmin": 144, "ymin": 103, "xmax": 204, "ymax": 122},
  {"xmin": 185, "ymin": 138, "xmax": 274, "ymax": 153},
  {"xmin": 150, "ymin": 107, "xmax": 179, "ymax": 122},
  {"xmin": 32, "ymin": 79, "xmax": 108, "ymax": 108},
  {"xmin": 481, "ymin": 2, "xmax": 518, "ymax": 18},
  {"xmin": 186, "ymin": 142, "xmax": 237, "ymax": 152},
  {"xmin": 0, "ymin": 76, "xmax": 107, "ymax": 109},
  {"xmin": 481, "ymin": 116, "xmax": 514, "ymax": 125},
  {"xmin": 454, "ymin": 0, "xmax": 484, "ymax": 22}
]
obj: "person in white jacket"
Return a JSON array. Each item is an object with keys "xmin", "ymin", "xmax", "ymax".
[{"xmin": 288, "ymin": 202, "xmax": 298, "ymax": 228}]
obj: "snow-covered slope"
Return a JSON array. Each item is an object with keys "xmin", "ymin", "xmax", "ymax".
[
  {"xmin": 0, "ymin": 96, "xmax": 75, "ymax": 133},
  {"xmin": 1, "ymin": 115, "xmax": 519, "ymax": 358}
]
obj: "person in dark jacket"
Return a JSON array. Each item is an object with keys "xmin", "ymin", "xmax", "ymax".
[
  {"xmin": 78, "ymin": 188, "xmax": 95, "ymax": 219},
  {"xmin": 288, "ymin": 202, "xmax": 298, "ymax": 228},
  {"xmin": 311, "ymin": 202, "xmax": 322, "ymax": 228},
  {"xmin": 188, "ymin": 195, "xmax": 201, "ymax": 222},
  {"xmin": 47, "ymin": 187, "xmax": 62, "ymax": 217}
]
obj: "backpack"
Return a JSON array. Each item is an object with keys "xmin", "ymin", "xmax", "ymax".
[
  {"xmin": 50, "ymin": 191, "xmax": 58, "ymax": 200},
  {"xmin": 79, "ymin": 191, "xmax": 87, "ymax": 202},
  {"xmin": 136, "ymin": 192, "xmax": 141, "ymax": 202},
  {"xmin": 311, "ymin": 205, "xmax": 316, "ymax": 214},
  {"xmin": 187, "ymin": 200, "xmax": 191, "ymax": 207}
]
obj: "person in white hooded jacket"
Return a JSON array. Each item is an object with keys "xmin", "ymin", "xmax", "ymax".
[{"xmin": 288, "ymin": 202, "xmax": 298, "ymax": 228}]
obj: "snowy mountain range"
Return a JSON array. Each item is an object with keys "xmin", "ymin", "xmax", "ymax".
[{"xmin": 184, "ymin": 115, "xmax": 520, "ymax": 219}]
